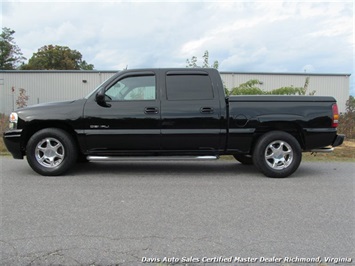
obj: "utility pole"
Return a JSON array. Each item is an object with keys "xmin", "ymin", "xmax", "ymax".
[{"xmin": 11, "ymin": 86, "xmax": 15, "ymax": 111}]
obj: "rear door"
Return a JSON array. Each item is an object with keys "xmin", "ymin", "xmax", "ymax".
[{"xmin": 160, "ymin": 70, "xmax": 222, "ymax": 152}]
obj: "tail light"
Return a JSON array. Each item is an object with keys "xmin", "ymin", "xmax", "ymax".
[{"xmin": 332, "ymin": 103, "xmax": 339, "ymax": 128}]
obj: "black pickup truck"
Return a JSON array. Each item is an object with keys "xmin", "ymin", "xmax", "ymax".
[{"xmin": 3, "ymin": 68, "xmax": 344, "ymax": 178}]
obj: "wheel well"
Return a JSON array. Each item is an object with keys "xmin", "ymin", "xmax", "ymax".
[
  {"xmin": 21, "ymin": 121, "xmax": 80, "ymax": 153},
  {"xmin": 251, "ymin": 122, "xmax": 305, "ymax": 154}
]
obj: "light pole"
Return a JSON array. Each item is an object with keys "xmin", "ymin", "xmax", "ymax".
[{"xmin": 11, "ymin": 86, "xmax": 15, "ymax": 111}]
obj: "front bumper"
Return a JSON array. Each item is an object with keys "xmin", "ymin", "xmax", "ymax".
[{"xmin": 3, "ymin": 130, "xmax": 24, "ymax": 159}]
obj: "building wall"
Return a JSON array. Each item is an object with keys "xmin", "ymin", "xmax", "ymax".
[
  {"xmin": 0, "ymin": 71, "xmax": 116, "ymax": 114},
  {"xmin": 0, "ymin": 70, "xmax": 350, "ymax": 114},
  {"xmin": 220, "ymin": 72, "xmax": 350, "ymax": 113}
]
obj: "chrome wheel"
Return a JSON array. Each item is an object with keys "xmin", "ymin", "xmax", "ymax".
[
  {"xmin": 264, "ymin": 140, "xmax": 293, "ymax": 170},
  {"xmin": 35, "ymin": 137, "xmax": 65, "ymax": 168},
  {"xmin": 27, "ymin": 128, "xmax": 77, "ymax": 176}
]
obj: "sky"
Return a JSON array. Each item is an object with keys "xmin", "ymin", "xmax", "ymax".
[{"xmin": 1, "ymin": 0, "xmax": 354, "ymax": 95}]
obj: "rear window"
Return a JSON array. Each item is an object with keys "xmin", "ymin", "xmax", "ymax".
[{"xmin": 166, "ymin": 74, "xmax": 214, "ymax": 100}]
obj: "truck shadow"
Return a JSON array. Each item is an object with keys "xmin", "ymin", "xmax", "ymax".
[
  {"xmin": 72, "ymin": 160, "xmax": 261, "ymax": 178},
  {"xmin": 70, "ymin": 160, "xmax": 314, "ymax": 179},
  {"xmin": 12, "ymin": 159, "xmax": 316, "ymax": 179}
]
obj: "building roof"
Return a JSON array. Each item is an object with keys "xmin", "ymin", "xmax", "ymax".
[{"xmin": 0, "ymin": 70, "xmax": 351, "ymax": 77}]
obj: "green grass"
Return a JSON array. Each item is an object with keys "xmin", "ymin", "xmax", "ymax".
[
  {"xmin": 0, "ymin": 137, "xmax": 9, "ymax": 155},
  {"xmin": 303, "ymin": 139, "xmax": 355, "ymax": 162}
]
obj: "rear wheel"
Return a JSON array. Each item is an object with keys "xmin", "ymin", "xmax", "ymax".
[
  {"xmin": 26, "ymin": 128, "xmax": 77, "ymax": 176},
  {"xmin": 253, "ymin": 131, "xmax": 302, "ymax": 178}
]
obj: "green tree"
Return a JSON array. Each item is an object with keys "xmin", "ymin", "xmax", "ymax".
[
  {"xmin": 345, "ymin": 95, "xmax": 355, "ymax": 113},
  {"xmin": 0, "ymin": 27, "xmax": 26, "ymax": 70},
  {"xmin": 79, "ymin": 60, "xmax": 95, "ymax": 70},
  {"xmin": 186, "ymin": 56, "xmax": 198, "ymax": 68},
  {"xmin": 267, "ymin": 86, "xmax": 304, "ymax": 95},
  {"xmin": 229, "ymin": 79, "xmax": 264, "ymax": 95},
  {"xmin": 268, "ymin": 77, "xmax": 315, "ymax": 95},
  {"xmin": 21, "ymin": 45, "xmax": 94, "ymax": 70},
  {"xmin": 186, "ymin": 50, "xmax": 219, "ymax": 69},
  {"xmin": 16, "ymin": 88, "xmax": 29, "ymax": 108},
  {"xmin": 228, "ymin": 77, "xmax": 314, "ymax": 96},
  {"xmin": 338, "ymin": 96, "xmax": 355, "ymax": 139}
]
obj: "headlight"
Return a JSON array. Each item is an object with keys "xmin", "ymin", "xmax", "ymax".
[{"xmin": 9, "ymin": 112, "xmax": 18, "ymax": 129}]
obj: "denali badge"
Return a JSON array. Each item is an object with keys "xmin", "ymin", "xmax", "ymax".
[{"xmin": 90, "ymin": 125, "xmax": 110, "ymax": 129}]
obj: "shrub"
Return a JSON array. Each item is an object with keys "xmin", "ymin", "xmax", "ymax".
[
  {"xmin": 338, "ymin": 96, "xmax": 355, "ymax": 139},
  {"xmin": 0, "ymin": 113, "xmax": 8, "ymax": 134},
  {"xmin": 0, "ymin": 114, "xmax": 9, "ymax": 153}
]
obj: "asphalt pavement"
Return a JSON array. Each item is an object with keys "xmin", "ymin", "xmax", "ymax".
[{"xmin": 0, "ymin": 157, "xmax": 354, "ymax": 266}]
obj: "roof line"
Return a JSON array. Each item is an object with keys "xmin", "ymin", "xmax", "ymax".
[
  {"xmin": 0, "ymin": 70, "xmax": 118, "ymax": 73},
  {"xmin": 220, "ymin": 71, "xmax": 351, "ymax": 77},
  {"xmin": 0, "ymin": 70, "xmax": 351, "ymax": 76}
]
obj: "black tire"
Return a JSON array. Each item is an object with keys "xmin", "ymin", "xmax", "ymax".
[
  {"xmin": 26, "ymin": 128, "xmax": 78, "ymax": 176},
  {"xmin": 233, "ymin": 154, "xmax": 253, "ymax": 165},
  {"xmin": 253, "ymin": 131, "xmax": 302, "ymax": 178}
]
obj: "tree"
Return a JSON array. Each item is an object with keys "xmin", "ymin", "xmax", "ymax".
[
  {"xmin": 0, "ymin": 27, "xmax": 26, "ymax": 70},
  {"xmin": 229, "ymin": 79, "xmax": 264, "ymax": 95},
  {"xmin": 345, "ymin": 95, "xmax": 355, "ymax": 113},
  {"xmin": 202, "ymin": 50, "xmax": 219, "ymax": 69},
  {"xmin": 338, "ymin": 96, "xmax": 355, "ymax": 139},
  {"xmin": 79, "ymin": 60, "xmax": 95, "ymax": 70},
  {"xmin": 268, "ymin": 77, "xmax": 315, "ymax": 95},
  {"xmin": 228, "ymin": 77, "xmax": 314, "ymax": 96},
  {"xmin": 186, "ymin": 56, "xmax": 198, "ymax": 68},
  {"xmin": 21, "ymin": 45, "xmax": 94, "ymax": 70},
  {"xmin": 16, "ymin": 88, "xmax": 29, "ymax": 108},
  {"xmin": 186, "ymin": 50, "xmax": 219, "ymax": 69}
]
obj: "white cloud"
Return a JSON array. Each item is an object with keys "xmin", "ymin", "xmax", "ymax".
[{"xmin": 2, "ymin": 1, "xmax": 353, "ymax": 94}]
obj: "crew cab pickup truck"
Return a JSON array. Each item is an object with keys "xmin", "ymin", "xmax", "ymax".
[{"xmin": 3, "ymin": 68, "xmax": 344, "ymax": 178}]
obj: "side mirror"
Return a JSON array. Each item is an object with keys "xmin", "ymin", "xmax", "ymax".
[{"xmin": 96, "ymin": 88, "xmax": 111, "ymax": 108}]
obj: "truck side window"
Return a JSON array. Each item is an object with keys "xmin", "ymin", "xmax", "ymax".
[
  {"xmin": 105, "ymin": 75, "xmax": 156, "ymax": 101},
  {"xmin": 166, "ymin": 75, "xmax": 214, "ymax": 100}
]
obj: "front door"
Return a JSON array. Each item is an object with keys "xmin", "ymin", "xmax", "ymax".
[{"xmin": 84, "ymin": 72, "xmax": 160, "ymax": 154}]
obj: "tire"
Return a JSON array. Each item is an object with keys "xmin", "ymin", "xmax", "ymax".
[
  {"xmin": 253, "ymin": 131, "xmax": 302, "ymax": 178},
  {"xmin": 26, "ymin": 128, "xmax": 78, "ymax": 176},
  {"xmin": 233, "ymin": 154, "xmax": 253, "ymax": 165}
]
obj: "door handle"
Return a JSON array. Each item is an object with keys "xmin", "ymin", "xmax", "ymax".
[
  {"xmin": 144, "ymin": 107, "xmax": 159, "ymax": 114},
  {"xmin": 200, "ymin": 107, "xmax": 214, "ymax": 114}
]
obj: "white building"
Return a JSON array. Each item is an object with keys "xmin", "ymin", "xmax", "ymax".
[{"xmin": 0, "ymin": 70, "xmax": 350, "ymax": 114}]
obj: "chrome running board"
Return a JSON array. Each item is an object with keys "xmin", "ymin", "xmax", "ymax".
[
  {"xmin": 87, "ymin": 155, "xmax": 219, "ymax": 161},
  {"xmin": 310, "ymin": 148, "xmax": 334, "ymax": 153}
]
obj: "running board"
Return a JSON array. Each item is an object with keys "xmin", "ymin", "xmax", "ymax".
[
  {"xmin": 310, "ymin": 147, "xmax": 334, "ymax": 153},
  {"xmin": 87, "ymin": 155, "xmax": 219, "ymax": 161}
]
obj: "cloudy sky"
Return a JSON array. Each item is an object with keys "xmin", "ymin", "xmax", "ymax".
[{"xmin": 1, "ymin": 0, "xmax": 354, "ymax": 94}]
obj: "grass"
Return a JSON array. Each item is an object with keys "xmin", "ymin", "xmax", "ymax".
[
  {"xmin": 0, "ymin": 133, "xmax": 10, "ymax": 155},
  {"xmin": 0, "ymin": 113, "xmax": 9, "ymax": 155},
  {"xmin": 0, "ymin": 137, "xmax": 9, "ymax": 155},
  {"xmin": 303, "ymin": 139, "xmax": 355, "ymax": 162}
]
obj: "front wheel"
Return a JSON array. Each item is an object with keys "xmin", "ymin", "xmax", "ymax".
[
  {"xmin": 26, "ymin": 128, "xmax": 78, "ymax": 176},
  {"xmin": 253, "ymin": 131, "xmax": 302, "ymax": 178}
]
